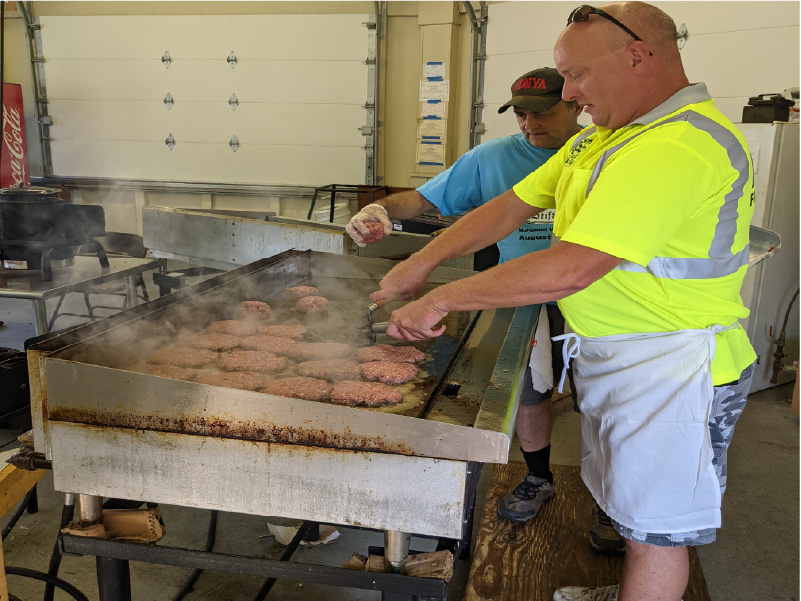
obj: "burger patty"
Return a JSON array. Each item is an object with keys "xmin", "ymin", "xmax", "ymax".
[
  {"xmin": 361, "ymin": 221, "xmax": 385, "ymax": 244},
  {"xmin": 129, "ymin": 362, "xmax": 197, "ymax": 381},
  {"xmin": 295, "ymin": 359, "xmax": 362, "ymax": 382},
  {"xmin": 239, "ymin": 336, "xmax": 298, "ymax": 354},
  {"xmin": 256, "ymin": 324, "xmax": 308, "ymax": 340},
  {"xmin": 191, "ymin": 332, "xmax": 242, "ymax": 351},
  {"xmin": 282, "ymin": 341, "xmax": 353, "ymax": 362},
  {"xmin": 196, "ymin": 371, "xmax": 270, "ymax": 391},
  {"xmin": 357, "ymin": 344, "xmax": 426, "ymax": 364},
  {"xmin": 260, "ymin": 377, "xmax": 333, "ymax": 401},
  {"xmin": 219, "ymin": 350, "xmax": 288, "ymax": 373},
  {"xmin": 239, "ymin": 301, "xmax": 273, "ymax": 319},
  {"xmin": 282, "ymin": 286, "xmax": 319, "ymax": 301},
  {"xmin": 296, "ymin": 296, "xmax": 328, "ymax": 313},
  {"xmin": 207, "ymin": 320, "xmax": 260, "ymax": 337},
  {"xmin": 330, "ymin": 381, "xmax": 403, "ymax": 407},
  {"xmin": 150, "ymin": 347, "xmax": 219, "ymax": 368},
  {"xmin": 360, "ymin": 361, "xmax": 418, "ymax": 385}
]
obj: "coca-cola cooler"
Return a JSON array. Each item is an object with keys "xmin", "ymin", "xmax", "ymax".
[{"xmin": 1, "ymin": 83, "xmax": 29, "ymax": 188}]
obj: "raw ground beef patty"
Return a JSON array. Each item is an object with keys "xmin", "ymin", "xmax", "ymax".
[
  {"xmin": 330, "ymin": 381, "xmax": 403, "ymax": 407},
  {"xmin": 295, "ymin": 359, "xmax": 361, "ymax": 382},
  {"xmin": 128, "ymin": 362, "xmax": 197, "ymax": 381},
  {"xmin": 219, "ymin": 350, "xmax": 288, "ymax": 373},
  {"xmin": 195, "ymin": 371, "xmax": 269, "ymax": 391},
  {"xmin": 282, "ymin": 341, "xmax": 353, "ymax": 362},
  {"xmin": 207, "ymin": 320, "xmax": 260, "ymax": 337},
  {"xmin": 239, "ymin": 336, "xmax": 298, "ymax": 354},
  {"xmin": 296, "ymin": 296, "xmax": 328, "ymax": 313},
  {"xmin": 361, "ymin": 361, "xmax": 418, "ymax": 385},
  {"xmin": 190, "ymin": 332, "xmax": 242, "ymax": 351},
  {"xmin": 238, "ymin": 301, "xmax": 273, "ymax": 319},
  {"xmin": 357, "ymin": 344, "xmax": 425, "ymax": 364},
  {"xmin": 256, "ymin": 324, "xmax": 308, "ymax": 339},
  {"xmin": 260, "ymin": 377, "xmax": 332, "ymax": 401},
  {"xmin": 281, "ymin": 286, "xmax": 319, "ymax": 301},
  {"xmin": 361, "ymin": 221, "xmax": 385, "ymax": 244},
  {"xmin": 149, "ymin": 347, "xmax": 218, "ymax": 368}
]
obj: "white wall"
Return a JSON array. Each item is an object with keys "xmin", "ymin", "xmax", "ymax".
[{"xmin": 482, "ymin": 1, "xmax": 800, "ymax": 139}]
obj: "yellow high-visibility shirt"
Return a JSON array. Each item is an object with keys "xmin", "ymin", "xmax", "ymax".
[{"xmin": 513, "ymin": 84, "xmax": 756, "ymax": 385}]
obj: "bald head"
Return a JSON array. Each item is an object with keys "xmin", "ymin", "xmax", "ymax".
[
  {"xmin": 600, "ymin": 2, "xmax": 682, "ymax": 57},
  {"xmin": 554, "ymin": 1, "xmax": 689, "ymax": 130}
]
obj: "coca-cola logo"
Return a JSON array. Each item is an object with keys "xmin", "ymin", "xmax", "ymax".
[{"xmin": 3, "ymin": 104, "xmax": 27, "ymax": 186}]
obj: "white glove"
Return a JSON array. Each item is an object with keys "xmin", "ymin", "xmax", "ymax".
[{"xmin": 345, "ymin": 204, "xmax": 393, "ymax": 247}]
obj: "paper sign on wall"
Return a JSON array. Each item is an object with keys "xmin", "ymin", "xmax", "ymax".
[
  {"xmin": 416, "ymin": 140, "xmax": 445, "ymax": 165},
  {"xmin": 417, "ymin": 119, "xmax": 446, "ymax": 138},
  {"xmin": 420, "ymin": 80, "xmax": 449, "ymax": 101},
  {"xmin": 424, "ymin": 62, "xmax": 446, "ymax": 79},
  {"xmin": 421, "ymin": 102, "xmax": 445, "ymax": 119}
]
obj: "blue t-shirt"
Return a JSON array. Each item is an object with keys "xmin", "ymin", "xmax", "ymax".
[{"xmin": 417, "ymin": 133, "xmax": 557, "ymax": 263}]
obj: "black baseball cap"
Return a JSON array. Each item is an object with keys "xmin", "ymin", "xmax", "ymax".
[{"xmin": 498, "ymin": 67, "xmax": 565, "ymax": 114}]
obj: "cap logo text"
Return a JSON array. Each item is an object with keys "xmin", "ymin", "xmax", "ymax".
[{"xmin": 513, "ymin": 77, "xmax": 547, "ymax": 92}]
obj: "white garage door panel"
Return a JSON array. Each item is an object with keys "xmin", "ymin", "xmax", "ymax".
[
  {"xmin": 44, "ymin": 61, "xmax": 172, "ymax": 101},
  {"xmin": 51, "ymin": 140, "xmax": 364, "ymax": 186},
  {"xmin": 216, "ymin": 61, "xmax": 368, "ymax": 104},
  {"xmin": 231, "ymin": 14, "xmax": 370, "ymax": 60},
  {"xmin": 681, "ymin": 28, "xmax": 799, "ymax": 97},
  {"xmin": 39, "ymin": 14, "xmax": 370, "ymax": 184},
  {"xmin": 648, "ymin": 1, "xmax": 799, "ymax": 33},
  {"xmin": 40, "ymin": 15, "xmax": 370, "ymax": 62},
  {"xmin": 49, "ymin": 100, "xmax": 365, "ymax": 147},
  {"xmin": 485, "ymin": 3, "xmax": 564, "ymax": 57},
  {"xmin": 44, "ymin": 60, "xmax": 367, "ymax": 105},
  {"xmin": 484, "ymin": 2, "xmax": 799, "ymax": 136}
]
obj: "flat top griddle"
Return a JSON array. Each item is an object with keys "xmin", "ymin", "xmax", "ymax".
[{"xmin": 53, "ymin": 254, "xmax": 476, "ymax": 421}]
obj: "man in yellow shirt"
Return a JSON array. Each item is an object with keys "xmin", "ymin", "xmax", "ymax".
[{"xmin": 370, "ymin": 3, "xmax": 756, "ymax": 600}]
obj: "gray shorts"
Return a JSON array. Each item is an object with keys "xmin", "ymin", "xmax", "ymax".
[
  {"xmin": 612, "ymin": 362, "xmax": 755, "ymax": 547},
  {"xmin": 520, "ymin": 304, "xmax": 577, "ymax": 407}
]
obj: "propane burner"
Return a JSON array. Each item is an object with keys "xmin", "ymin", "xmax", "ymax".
[{"xmin": 0, "ymin": 185, "xmax": 108, "ymax": 280}]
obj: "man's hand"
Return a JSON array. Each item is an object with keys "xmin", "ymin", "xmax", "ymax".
[
  {"xmin": 369, "ymin": 255, "xmax": 435, "ymax": 304},
  {"xmin": 385, "ymin": 296, "xmax": 448, "ymax": 341},
  {"xmin": 345, "ymin": 204, "xmax": 393, "ymax": 247}
]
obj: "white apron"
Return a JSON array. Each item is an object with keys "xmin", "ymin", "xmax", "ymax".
[{"xmin": 553, "ymin": 324, "xmax": 734, "ymax": 534}]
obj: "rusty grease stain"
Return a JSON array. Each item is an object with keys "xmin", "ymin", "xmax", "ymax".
[{"xmin": 48, "ymin": 408, "xmax": 415, "ymax": 456}]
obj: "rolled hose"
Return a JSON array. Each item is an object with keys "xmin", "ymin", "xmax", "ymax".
[{"xmin": 5, "ymin": 566, "xmax": 90, "ymax": 601}]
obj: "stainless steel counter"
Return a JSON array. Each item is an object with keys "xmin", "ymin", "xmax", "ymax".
[{"xmin": 0, "ymin": 256, "xmax": 165, "ymax": 335}]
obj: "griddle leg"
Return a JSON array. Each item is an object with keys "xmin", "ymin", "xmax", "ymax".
[
  {"xmin": 384, "ymin": 530, "xmax": 411, "ymax": 573},
  {"xmin": 96, "ymin": 556, "xmax": 132, "ymax": 601}
]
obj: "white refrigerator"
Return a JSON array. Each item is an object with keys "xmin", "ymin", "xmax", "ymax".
[{"xmin": 737, "ymin": 122, "xmax": 799, "ymax": 393}]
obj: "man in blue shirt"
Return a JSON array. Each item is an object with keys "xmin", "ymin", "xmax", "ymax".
[{"xmin": 346, "ymin": 68, "xmax": 623, "ymax": 554}]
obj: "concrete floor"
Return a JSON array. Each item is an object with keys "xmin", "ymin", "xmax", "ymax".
[{"xmin": 0, "ymin": 278, "xmax": 798, "ymax": 601}]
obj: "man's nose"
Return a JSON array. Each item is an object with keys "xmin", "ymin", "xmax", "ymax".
[
  {"xmin": 562, "ymin": 81, "xmax": 577, "ymax": 101},
  {"xmin": 525, "ymin": 114, "xmax": 541, "ymax": 129}
]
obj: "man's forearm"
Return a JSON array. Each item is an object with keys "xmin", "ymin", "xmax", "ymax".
[
  {"xmin": 426, "ymin": 241, "xmax": 622, "ymax": 312},
  {"xmin": 375, "ymin": 190, "xmax": 436, "ymax": 221}
]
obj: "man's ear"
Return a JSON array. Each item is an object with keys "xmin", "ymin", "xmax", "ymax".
[{"xmin": 629, "ymin": 41, "xmax": 651, "ymax": 71}]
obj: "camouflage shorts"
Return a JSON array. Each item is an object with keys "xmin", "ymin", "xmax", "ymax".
[{"xmin": 613, "ymin": 362, "xmax": 755, "ymax": 547}]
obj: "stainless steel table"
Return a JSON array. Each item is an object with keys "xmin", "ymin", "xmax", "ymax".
[{"xmin": 0, "ymin": 256, "xmax": 166, "ymax": 335}]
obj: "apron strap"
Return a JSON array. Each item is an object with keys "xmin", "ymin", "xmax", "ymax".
[{"xmin": 551, "ymin": 332, "xmax": 581, "ymax": 393}]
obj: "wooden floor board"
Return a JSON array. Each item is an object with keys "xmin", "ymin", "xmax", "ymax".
[{"xmin": 464, "ymin": 463, "xmax": 711, "ymax": 601}]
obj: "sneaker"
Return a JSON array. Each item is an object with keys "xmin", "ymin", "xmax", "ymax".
[
  {"xmin": 590, "ymin": 502, "xmax": 626, "ymax": 555},
  {"xmin": 497, "ymin": 473, "xmax": 555, "ymax": 523},
  {"xmin": 553, "ymin": 584, "xmax": 619, "ymax": 601}
]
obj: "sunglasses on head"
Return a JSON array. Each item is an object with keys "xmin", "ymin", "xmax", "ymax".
[{"xmin": 567, "ymin": 5, "xmax": 653, "ymax": 55}]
